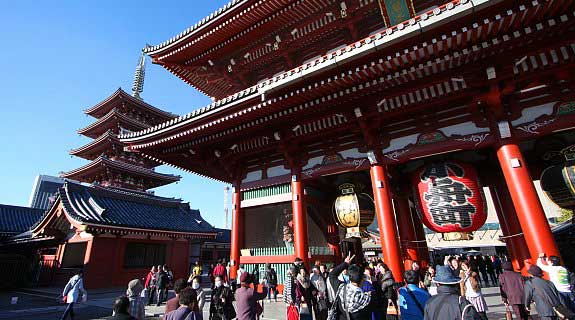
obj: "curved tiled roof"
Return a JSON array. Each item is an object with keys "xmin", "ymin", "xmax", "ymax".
[
  {"xmin": 144, "ymin": 0, "xmax": 244, "ymax": 55},
  {"xmin": 78, "ymin": 108, "xmax": 151, "ymax": 139},
  {"xmin": 84, "ymin": 88, "xmax": 176, "ymax": 120},
  {"xmin": 0, "ymin": 204, "xmax": 45, "ymax": 237},
  {"xmin": 57, "ymin": 181, "xmax": 217, "ymax": 235},
  {"xmin": 121, "ymin": 0, "xmax": 482, "ymax": 143},
  {"xmin": 60, "ymin": 156, "xmax": 180, "ymax": 186}
]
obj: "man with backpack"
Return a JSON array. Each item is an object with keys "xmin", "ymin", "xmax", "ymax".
[{"xmin": 264, "ymin": 263, "xmax": 278, "ymax": 302}]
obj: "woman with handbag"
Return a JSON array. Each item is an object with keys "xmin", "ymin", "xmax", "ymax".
[
  {"xmin": 460, "ymin": 261, "xmax": 488, "ymax": 320},
  {"xmin": 60, "ymin": 270, "xmax": 87, "ymax": 320},
  {"xmin": 296, "ymin": 268, "xmax": 316, "ymax": 320},
  {"xmin": 377, "ymin": 263, "xmax": 398, "ymax": 320}
]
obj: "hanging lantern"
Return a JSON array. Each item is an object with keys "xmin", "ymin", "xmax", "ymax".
[
  {"xmin": 333, "ymin": 183, "xmax": 375, "ymax": 236},
  {"xmin": 412, "ymin": 161, "xmax": 487, "ymax": 233},
  {"xmin": 540, "ymin": 144, "xmax": 575, "ymax": 209}
]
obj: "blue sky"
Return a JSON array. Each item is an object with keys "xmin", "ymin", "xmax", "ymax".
[{"xmin": 0, "ymin": 1, "xmax": 232, "ymax": 228}]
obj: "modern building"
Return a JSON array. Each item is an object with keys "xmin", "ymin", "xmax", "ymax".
[
  {"xmin": 28, "ymin": 175, "xmax": 64, "ymax": 210},
  {"xmin": 114, "ymin": 0, "xmax": 574, "ymax": 283}
]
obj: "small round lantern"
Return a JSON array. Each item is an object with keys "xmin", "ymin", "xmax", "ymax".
[
  {"xmin": 333, "ymin": 183, "xmax": 375, "ymax": 230},
  {"xmin": 412, "ymin": 161, "xmax": 487, "ymax": 233}
]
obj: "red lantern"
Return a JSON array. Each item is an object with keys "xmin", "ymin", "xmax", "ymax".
[{"xmin": 412, "ymin": 161, "xmax": 487, "ymax": 233}]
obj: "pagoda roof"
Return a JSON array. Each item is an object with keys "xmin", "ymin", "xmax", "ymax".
[
  {"xmin": 84, "ymin": 88, "xmax": 176, "ymax": 120},
  {"xmin": 60, "ymin": 156, "xmax": 180, "ymax": 188},
  {"xmin": 78, "ymin": 108, "xmax": 151, "ymax": 139},
  {"xmin": 69, "ymin": 130, "xmax": 122, "ymax": 160},
  {"xmin": 0, "ymin": 204, "xmax": 45, "ymax": 238},
  {"xmin": 32, "ymin": 181, "xmax": 218, "ymax": 238}
]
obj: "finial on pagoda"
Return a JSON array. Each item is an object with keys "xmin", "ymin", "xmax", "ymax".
[{"xmin": 131, "ymin": 47, "xmax": 149, "ymax": 99}]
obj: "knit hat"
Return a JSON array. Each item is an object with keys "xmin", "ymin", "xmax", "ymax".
[
  {"xmin": 528, "ymin": 265, "xmax": 543, "ymax": 277},
  {"xmin": 126, "ymin": 279, "xmax": 143, "ymax": 297},
  {"xmin": 502, "ymin": 261, "xmax": 514, "ymax": 271},
  {"xmin": 240, "ymin": 271, "xmax": 250, "ymax": 283}
]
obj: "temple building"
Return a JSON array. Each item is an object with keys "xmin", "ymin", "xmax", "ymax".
[
  {"xmin": 118, "ymin": 0, "xmax": 573, "ymax": 283},
  {"xmin": 3, "ymin": 54, "xmax": 220, "ymax": 288}
]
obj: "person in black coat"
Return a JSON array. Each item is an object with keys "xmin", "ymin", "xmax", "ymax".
[
  {"xmin": 209, "ymin": 276, "xmax": 236, "ymax": 320},
  {"xmin": 524, "ymin": 265, "xmax": 565, "ymax": 320},
  {"xmin": 424, "ymin": 265, "xmax": 481, "ymax": 320},
  {"xmin": 156, "ymin": 266, "xmax": 169, "ymax": 306}
]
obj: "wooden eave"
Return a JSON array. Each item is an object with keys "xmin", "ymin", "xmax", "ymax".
[
  {"xmin": 122, "ymin": 0, "xmax": 575, "ymax": 181},
  {"xmin": 152, "ymin": 0, "xmax": 385, "ymax": 98},
  {"xmin": 78, "ymin": 108, "xmax": 151, "ymax": 139},
  {"xmin": 61, "ymin": 156, "xmax": 180, "ymax": 186},
  {"xmin": 83, "ymin": 224, "xmax": 218, "ymax": 240},
  {"xmin": 84, "ymin": 88, "xmax": 176, "ymax": 120},
  {"xmin": 69, "ymin": 130, "xmax": 121, "ymax": 160},
  {"xmin": 123, "ymin": 0, "xmax": 531, "ymax": 146}
]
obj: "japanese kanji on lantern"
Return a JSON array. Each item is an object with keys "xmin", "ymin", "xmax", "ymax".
[
  {"xmin": 412, "ymin": 161, "xmax": 487, "ymax": 233},
  {"xmin": 333, "ymin": 183, "xmax": 375, "ymax": 238}
]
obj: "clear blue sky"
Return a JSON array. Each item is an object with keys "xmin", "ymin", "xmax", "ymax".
[{"xmin": 0, "ymin": 1, "xmax": 232, "ymax": 228}]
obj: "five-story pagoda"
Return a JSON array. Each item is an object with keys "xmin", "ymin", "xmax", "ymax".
[{"xmin": 62, "ymin": 54, "xmax": 180, "ymax": 191}]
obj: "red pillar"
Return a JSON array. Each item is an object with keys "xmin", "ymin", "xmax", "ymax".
[
  {"xmin": 411, "ymin": 210, "xmax": 429, "ymax": 268},
  {"xmin": 490, "ymin": 184, "xmax": 531, "ymax": 272},
  {"xmin": 394, "ymin": 196, "xmax": 419, "ymax": 270},
  {"xmin": 370, "ymin": 164, "xmax": 404, "ymax": 281},
  {"xmin": 327, "ymin": 223, "xmax": 342, "ymax": 264},
  {"xmin": 229, "ymin": 185, "xmax": 242, "ymax": 280},
  {"xmin": 291, "ymin": 174, "xmax": 309, "ymax": 266},
  {"xmin": 496, "ymin": 143, "xmax": 560, "ymax": 262}
]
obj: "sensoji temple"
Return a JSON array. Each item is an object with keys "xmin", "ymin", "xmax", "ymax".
[
  {"xmin": 121, "ymin": 0, "xmax": 575, "ymax": 284},
  {"xmin": 5, "ymin": 58, "xmax": 221, "ymax": 288}
]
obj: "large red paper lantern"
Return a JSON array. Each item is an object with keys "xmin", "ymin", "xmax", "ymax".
[{"xmin": 412, "ymin": 161, "xmax": 487, "ymax": 233}]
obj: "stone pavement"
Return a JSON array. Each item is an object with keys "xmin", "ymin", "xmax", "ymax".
[{"xmin": 1, "ymin": 285, "xmax": 543, "ymax": 319}]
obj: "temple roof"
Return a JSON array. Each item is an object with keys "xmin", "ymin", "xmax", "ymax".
[
  {"xmin": 60, "ymin": 156, "xmax": 180, "ymax": 188},
  {"xmin": 0, "ymin": 204, "xmax": 45, "ymax": 238},
  {"xmin": 33, "ymin": 181, "xmax": 218, "ymax": 237},
  {"xmin": 28, "ymin": 175, "xmax": 64, "ymax": 210},
  {"xmin": 70, "ymin": 130, "xmax": 122, "ymax": 160},
  {"xmin": 84, "ymin": 88, "xmax": 176, "ymax": 120},
  {"xmin": 78, "ymin": 108, "xmax": 151, "ymax": 139}
]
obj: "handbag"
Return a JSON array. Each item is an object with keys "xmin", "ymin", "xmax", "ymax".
[
  {"xmin": 386, "ymin": 299, "xmax": 398, "ymax": 315},
  {"xmin": 299, "ymin": 303, "xmax": 313, "ymax": 320},
  {"xmin": 532, "ymin": 281, "xmax": 575, "ymax": 319},
  {"xmin": 505, "ymin": 305, "xmax": 513, "ymax": 320},
  {"xmin": 287, "ymin": 304, "xmax": 300, "ymax": 320}
]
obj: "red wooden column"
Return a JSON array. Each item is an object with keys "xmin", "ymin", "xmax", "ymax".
[
  {"xmin": 411, "ymin": 211, "xmax": 429, "ymax": 268},
  {"xmin": 496, "ymin": 143, "xmax": 560, "ymax": 262},
  {"xmin": 229, "ymin": 184, "xmax": 242, "ymax": 280},
  {"xmin": 291, "ymin": 173, "xmax": 310, "ymax": 267},
  {"xmin": 490, "ymin": 184, "xmax": 530, "ymax": 272},
  {"xmin": 370, "ymin": 164, "xmax": 404, "ymax": 281},
  {"xmin": 394, "ymin": 196, "xmax": 419, "ymax": 270}
]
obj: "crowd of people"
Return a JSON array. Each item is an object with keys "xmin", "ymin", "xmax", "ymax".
[{"xmin": 58, "ymin": 252, "xmax": 575, "ymax": 320}]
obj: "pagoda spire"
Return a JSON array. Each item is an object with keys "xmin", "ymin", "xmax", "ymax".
[{"xmin": 131, "ymin": 48, "xmax": 147, "ymax": 99}]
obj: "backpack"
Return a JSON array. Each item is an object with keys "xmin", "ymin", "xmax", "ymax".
[{"xmin": 268, "ymin": 269, "xmax": 277, "ymax": 284}]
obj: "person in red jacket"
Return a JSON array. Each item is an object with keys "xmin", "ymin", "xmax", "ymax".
[
  {"xmin": 213, "ymin": 262, "xmax": 227, "ymax": 283},
  {"xmin": 144, "ymin": 266, "xmax": 158, "ymax": 306}
]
